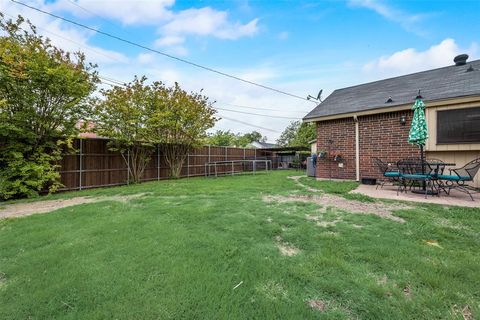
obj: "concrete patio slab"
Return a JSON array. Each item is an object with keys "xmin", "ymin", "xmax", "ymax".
[{"xmin": 351, "ymin": 184, "xmax": 480, "ymax": 208}]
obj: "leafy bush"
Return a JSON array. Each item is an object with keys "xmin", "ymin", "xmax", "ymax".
[
  {"xmin": 0, "ymin": 14, "xmax": 97, "ymax": 199},
  {"xmin": 0, "ymin": 151, "xmax": 61, "ymax": 200}
]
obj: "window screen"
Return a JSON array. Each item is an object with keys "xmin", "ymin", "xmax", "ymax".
[{"xmin": 437, "ymin": 107, "xmax": 480, "ymax": 144}]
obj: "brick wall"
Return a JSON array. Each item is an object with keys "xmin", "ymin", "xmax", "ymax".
[
  {"xmin": 316, "ymin": 110, "xmax": 420, "ymax": 181},
  {"xmin": 316, "ymin": 117, "xmax": 356, "ymax": 180}
]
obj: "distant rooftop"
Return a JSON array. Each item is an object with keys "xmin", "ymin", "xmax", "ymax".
[
  {"xmin": 248, "ymin": 141, "xmax": 278, "ymax": 149},
  {"xmin": 304, "ymin": 56, "xmax": 480, "ymax": 120}
]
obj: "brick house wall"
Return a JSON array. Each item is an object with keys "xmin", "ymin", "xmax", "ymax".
[
  {"xmin": 316, "ymin": 110, "xmax": 420, "ymax": 181},
  {"xmin": 316, "ymin": 117, "xmax": 356, "ymax": 180}
]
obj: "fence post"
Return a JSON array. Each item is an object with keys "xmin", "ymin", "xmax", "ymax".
[
  {"xmin": 187, "ymin": 153, "xmax": 190, "ymax": 178},
  {"xmin": 243, "ymin": 148, "xmax": 246, "ymax": 173},
  {"xmin": 157, "ymin": 145, "xmax": 160, "ymax": 181},
  {"xmin": 127, "ymin": 150, "xmax": 130, "ymax": 185},
  {"xmin": 208, "ymin": 145, "xmax": 211, "ymax": 177},
  {"xmin": 79, "ymin": 139, "xmax": 83, "ymax": 190}
]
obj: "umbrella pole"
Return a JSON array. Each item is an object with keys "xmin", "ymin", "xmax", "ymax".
[{"xmin": 420, "ymin": 144, "xmax": 426, "ymax": 191}]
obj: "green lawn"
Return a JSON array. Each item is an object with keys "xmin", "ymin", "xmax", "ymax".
[{"xmin": 0, "ymin": 171, "xmax": 479, "ymax": 319}]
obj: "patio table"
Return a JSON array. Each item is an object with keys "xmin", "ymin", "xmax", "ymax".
[{"xmin": 399, "ymin": 160, "xmax": 456, "ymax": 195}]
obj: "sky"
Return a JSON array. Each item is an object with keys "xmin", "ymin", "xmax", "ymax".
[{"xmin": 1, "ymin": 0, "xmax": 479, "ymax": 141}]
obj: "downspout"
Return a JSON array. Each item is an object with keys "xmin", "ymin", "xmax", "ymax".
[{"xmin": 353, "ymin": 115, "xmax": 360, "ymax": 181}]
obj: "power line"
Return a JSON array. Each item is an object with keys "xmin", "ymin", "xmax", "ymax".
[
  {"xmin": 215, "ymin": 107, "xmax": 300, "ymax": 120},
  {"xmin": 65, "ymin": 0, "xmax": 118, "ymax": 28},
  {"xmin": 10, "ymin": 0, "xmax": 314, "ymax": 103},
  {"xmin": 217, "ymin": 115, "xmax": 280, "ymax": 133},
  {"xmin": 223, "ymin": 102, "xmax": 311, "ymax": 113}
]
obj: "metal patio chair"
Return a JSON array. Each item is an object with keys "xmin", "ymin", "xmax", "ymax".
[
  {"xmin": 372, "ymin": 157, "xmax": 400, "ymax": 189},
  {"xmin": 436, "ymin": 158, "xmax": 480, "ymax": 201}
]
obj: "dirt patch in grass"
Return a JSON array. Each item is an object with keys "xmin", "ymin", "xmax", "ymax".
[
  {"xmin": 263, "ymin": 194, "xmax": 408, "ymax": 223},
  {"xmin": 452, "ymin": 305, "xmax": 474, "ymax": 320},
  {"xmin": 403, "ymin": 285, "xmax": 412, "ymax": 299},
  {"xmin": 308, "ymin": 300, "xmax": 327, "ymax": 312},
  {"xmin": 436, "ymin": 218, "xmax": 468, "ymax": 230},
  {"xmin": 305, "ymin": 214, "xmax": 320, "ymax": 221},
  {"xmin": 288, "ymin": 175, "xmax": 320, "ymax": 192},
  {"xmin": 0, "ymin": 193, "xmax": 150, "ymax": 219},
  {"xmin": 462, "ymin": 306, "xmax": 473, "ymax": 320},
  {"xmin": 424, "ymin": 240, "xmax": 443, "ymax": 249},
  {"xmin": 275, "ymin": 236, "xmax": 300, "ymax": 256},
  {"xmin": 316, "ymin": 219, "xmax": 341, "ymax": 228},
  {"xmin": 256, "ymin": 281, "xmax": 288, "ymax": 301}
]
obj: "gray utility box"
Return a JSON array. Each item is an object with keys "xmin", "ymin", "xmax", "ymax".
[{"xmin": 306, "ymin": 157, "xmax": 316, "ymax": 177}]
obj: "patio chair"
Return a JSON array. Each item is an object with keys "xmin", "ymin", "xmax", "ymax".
[
  {"xmin": 372, "ymin": 157, "xmax": 400, "ymax": 189},
  {"xmin": 397, "ymin": 160, "xmax": 436, "ymax": 198},
  {"xmin": 436, "ymin": 158, "xmax": 480, "ymax": 201},
  {"xmin": 425, "ymin": 158, "xmax": 449, "ymax": 194}
]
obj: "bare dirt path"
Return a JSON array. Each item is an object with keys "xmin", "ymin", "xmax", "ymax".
[
  {"xmin": 281, "ymin": 175, "xmax": 410, "ymax": 223},
  {"xmin": 0, "ymin": 193, "xmax": 149, "ymax": 219}
]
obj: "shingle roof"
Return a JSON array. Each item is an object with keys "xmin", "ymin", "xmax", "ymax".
[{"xmin": 304, "ymin": 59, "xmax": 480, "ymax": 120}]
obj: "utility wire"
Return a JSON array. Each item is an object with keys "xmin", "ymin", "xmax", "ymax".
[
  {"xmin": 222, "ymin": 102, "xmax": 310, "ymax": 114},
  {"xmin": 215, "ymin": 107, "xmax": 300, "ymax": 120},
  {"xmin": 10, "ymin": 0, "xmax": 314, "ymax": 103},
  {"xmin": 217, "ymin": 115, "xmax": 280, "ymax": 133},
  {"xmin": 65, "ymin": 0, "xmax": 119, "ymax": 29}
]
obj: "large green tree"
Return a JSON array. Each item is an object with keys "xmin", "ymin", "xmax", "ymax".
[
  {"xmin": 276, "ymin": 121, "xmax": 316, "ymax": 147},
  {"xmin": 148, "ymin": 82, "xmax": 217, "ymax": 178},
  {"xmin": 0, "ymin": 14, "xmax": 98, "ymax": 199},
  {"xmin": 94, "ymin": 78, "xmax": 217, "ymax": 180},
  {"xmin": 93, "ymin": 77, "xmax": 155, "ymax": 183}
]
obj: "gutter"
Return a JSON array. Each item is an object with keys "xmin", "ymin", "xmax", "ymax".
[{"xmin": 353, "ymin": 115, "xmax": 360, "ymax": 182}]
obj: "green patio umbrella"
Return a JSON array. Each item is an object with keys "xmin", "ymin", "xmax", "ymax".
[
  {"xmin": 408, "ymin": 98, "xmax": 428, "ymax": 147},
  {"xmin": 408, "ymin": 97, "xmax": 429, "ymax": 190}
]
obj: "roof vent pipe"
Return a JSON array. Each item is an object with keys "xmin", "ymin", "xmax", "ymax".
[{"xmin": 454, "ymin": 54, "xmax": 469, "ymax": 66}]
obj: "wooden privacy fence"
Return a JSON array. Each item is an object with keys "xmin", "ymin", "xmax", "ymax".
[{"xmin": 58, "ymin": 138, "xmax": 275, "ymax": 191}]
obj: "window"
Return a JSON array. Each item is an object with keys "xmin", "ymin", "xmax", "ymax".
[{"xmin": 437, "ymin": 107, "xmax": 480, "ymax": 144}]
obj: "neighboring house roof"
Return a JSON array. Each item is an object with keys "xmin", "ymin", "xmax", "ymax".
[
  {"xmin": 304, "ymin": 58, "xmax": 480, "ymax": 120},
  {"xmin": 248, "ymin": 141, "xmax": 278, "ymax": 149},
  {"xmin": 76, "ymin": 120, "xmax": 99, "ymax": 138}
]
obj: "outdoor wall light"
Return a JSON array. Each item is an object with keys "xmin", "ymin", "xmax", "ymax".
[{"xmin": 400, "ymin": 115, "xmax": 407, "ymax": 125}]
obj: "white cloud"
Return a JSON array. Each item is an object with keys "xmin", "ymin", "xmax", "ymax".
[
  {"xmin": 50, "ymin": 0, "xmax": 175, "ymax": 25},
  {"xmin": 363, "ymin": 38, "xmax": 479, "ymax": 77},
  {"xmin": 137, "ymin": 53, "xmax": 155, "ymax": 65},
  {"xmin": 154, "ymin": 35, "xmax": 185, "ymax": 47},
  {"xmin": 348, "ymin": 0, "xmax": 431, "ymax": 35},
  {"xmin": 159, "ymin": 7, "xmax": 258, "ymax": 41}
]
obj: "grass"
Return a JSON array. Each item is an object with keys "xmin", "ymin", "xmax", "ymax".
[{"xmin": 0, "ymin": 171, "xmax": 479, "ymax": 319}]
